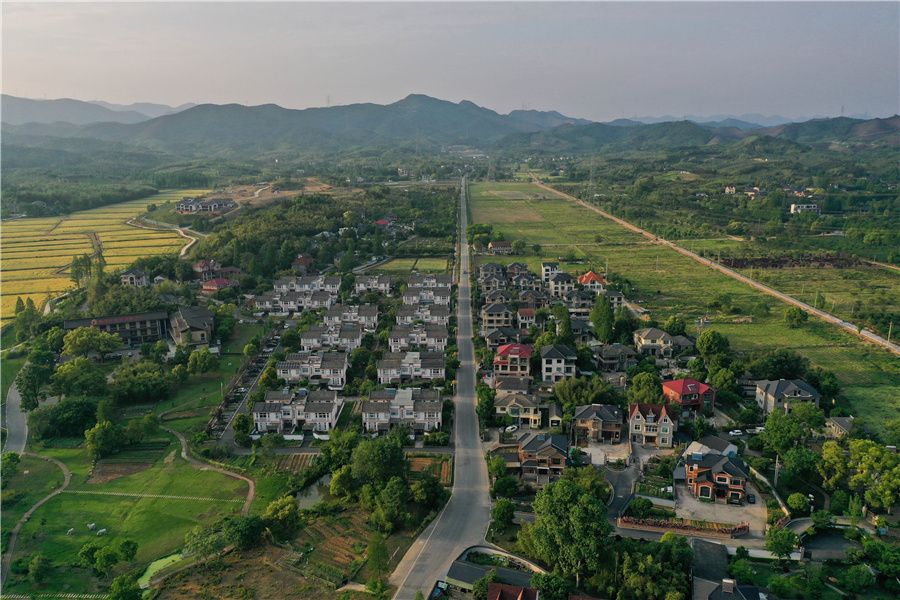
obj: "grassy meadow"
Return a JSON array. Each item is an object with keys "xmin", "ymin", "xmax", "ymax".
[
  {"xmin": 468, "ymin": 181, "xmax": 900, "ymax": 435},
  {"xmin": 371, "ymin": 256, "xmax": 452, "ymax": 277},
  {"xmin": 0, "ymin": 190, "xmax": 208, "ymax": 323}
]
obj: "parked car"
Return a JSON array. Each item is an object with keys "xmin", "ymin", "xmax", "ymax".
[
  {"xmin": 729, "ymin": 429, "xmax": 743, "ymax": 436},
  {"xmin": 505, "ymin": 425, "xmax": 518, "ymax": 433},
  {"xmin": 747, "ymin": 494, "xmax": 756, "ymax": 504}
]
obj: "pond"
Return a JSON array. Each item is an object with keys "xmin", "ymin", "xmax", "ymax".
[
  {"xmin": 137, "ymin": 552, "xmax": 183, "ymax": 586},
  {"xmin": 296, "ymin": 473, "xmax": 334, "ymax": 509}
]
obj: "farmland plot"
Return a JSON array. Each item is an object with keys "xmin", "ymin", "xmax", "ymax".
[{"xmin": 0, "ymin": 189, "xmax": 207, "ymax": 323}]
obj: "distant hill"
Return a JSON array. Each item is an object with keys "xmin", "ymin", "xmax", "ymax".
[
  {"xmin": 494, "ymin": 120, "xmax": 718, "ymax": 153},
  {"xmin": 763, "ymin": 115, "xmax": 900, "ymax": 145},
  {"xmin": 1, "ymin": 95, "xmax": 152, "ymax": 125},
  {"xmin": 23, "ymin": 94, "xmax": 545, "ymax": 157},
  {"xmin": 695, "ymin": 118, "xmax": 762, "ymax": 131},
  {"xmin": 507, "ymin": 109, "xmax": 593, "ymax": 129},
  {"xmin": 88, "ymin": 100, "xmax": 196, "ymax": 119}
]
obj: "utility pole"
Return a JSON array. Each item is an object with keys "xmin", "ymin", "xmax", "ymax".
[
  {"xmin": 774, "ymin": 455, "xmax": 780, "ymax": 487},
  {"xmin": 889, "ymin": 321, "xmax": 894, "ymax": 345}
]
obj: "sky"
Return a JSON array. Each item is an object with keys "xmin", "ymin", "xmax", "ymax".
[{"xmin": 3, "ymin": 1, "xmax": 898, "ymax": 121}]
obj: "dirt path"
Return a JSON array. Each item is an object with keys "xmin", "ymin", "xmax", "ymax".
[
  {"xmin": 158, "ymin": 400, "xmax": 256, "ymax": 517},
  {"xmin": 528, "ymin": 174, "xmax": 900, "ymax": 357},
  {"xmin": 61, "ymin": 490, "xmax": 244, "ymax": 503},
  {"xmin": 0, "ymin": 453, "xmax": 72, "ymax": 588}
]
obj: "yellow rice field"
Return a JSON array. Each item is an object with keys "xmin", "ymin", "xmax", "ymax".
[{"xmin": 0, "ymin": 189, "xmax": 208, "ymax": 323}]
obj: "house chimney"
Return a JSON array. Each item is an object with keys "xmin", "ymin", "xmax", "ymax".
[{"xmin": 722, "ymin": 579, "xmax": 735, "ymax": 594}]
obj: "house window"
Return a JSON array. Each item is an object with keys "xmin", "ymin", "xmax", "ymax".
[
  {"xmin": 633, "ymin": 424, "xmax": 640, "ymax": 431},
  {"xmin": 700, "ymin": 487, "xmax": 711, "ymax": 498},
  {"xmin": 660, "ymin": 438, "xmax": 668, "ymax": 445},
  {"xmin": 716, "ymin": 476, "xmax": 728, "ymax": 484},
  {"xmin": 661, "ymin": 427, "xmax": 669, "ymax": 434}
]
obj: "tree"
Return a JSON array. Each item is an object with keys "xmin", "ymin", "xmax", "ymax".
[
  {"xmin": 2, "ymin": 452, "xmax": 22, "ymax": 480},
  {"xmin": 696, "ymin": 329, "xmax": 730, "ymax": 358},
  {"xmin": 115, "ymin": 539, "xmax": 138, "ymax": 563},
  {"xmin": 243, "ymin": 343, "xmax": 259, "ymax": 359},
  {"xmin": 784, "ymin": 307, "xmax": 808, "ymax": 329},
  {"xmin": 530, "ymin": 573, "xmax": 574, "ymax": 600},
  {"xmin": 748, "ymin": 348, "xmax": 809, "ymax": 380},
  {"xmin": 664, "ymin": 315, "xmax": 687, "ymax": 336},
  {"xmin": 530, "ymin": 479, "xmax": 613, "ymax": 586},
  {"xmin": 472, "ymin": 568, "xmax": 499, "ymax": 600},
  {"xmin": 108, "ymin": 574, "xmax": 143, "ymax": 600},
  {"xmin": 257, "ymin": 366, "xmax": 280, "ymax": 390},
  {"xmin": 627, "ymin": 371, "xmax": 662, "ymax": 404},
  {"xmin": 233, "ymin": 413, "xmax": 253, "ymax": 436},
  {"xmin": 810, "ymin": 510, "xmax": 834, "ymax": 533},
  {"xmin": 488, "ymin": 455, "xmax": 508, "ymax": 479},
  {"xmin": 492, "ymin": 498, "xmax": 516, "ymax": 531},
  {"xmin": 590, "ymin": 296, "xmax": 614, "ymax": 343},
  {"xmin": 93, "ymin": 545, "xmax": 120, "ymax": 577},
  {"xmin": 262, "ymin": 496, "xmax": 301, "ymax": 539},
  {"xmin": 787, "ymin": 492, "xmax": 810, "ymax": 515},
  {"xmin": 14, "ymin": 296, "xmax": 25, "ymax": 314},
  {"xmin": 28, "ymin": 553, "xmax": 49, "ymax": 583},
  {"xmin": 817, "ymin": 441, "xmax": 847, "ymax": 490},
  {"xmin": 511, "ymin": 240, "xmax": 526, "ymax": 254},
  {"xmin": 410, "ymin": 472, "xmax": 446, "ymax": 510},
  {"xmin": 223, "ymin": 515, "xmax": 266, "ymax": 550},
  {"xmin": 171, "ymin": 364, "xmax": 188, "ymax": 383},
  {"xmin": 187, "ymin": 347, "xmax": 217, "ymax": 374},
  {"xmin": 783, "ymin": 448, "xmax": 820, "ymax": 483},
  {"xmin": 112, "ymin": 360, "xmax": 173, "ymax": 405},
  {"xmin": 372, "ymin": 476, "xmax": 411, "ymax": 532},
  {"xmin": 764, "ymin": 526, "xmax": 798, "ymax": 562},
  {"xmin": 62, "ymin": 326, "xmax": 123, "ymax": 360},
  {"xmin": 351, "ymin": 437, "xmax": 407, "ymax": 485},
  {"xmin": 96, "ymin": 399, "xmax": 115, "ymax": 424},
  {"xmin": 843, "ymin": 564, "xmax": 874, "ymax": 592},
  {"xmin": 51, "ymin": 358, "xmax": 108, "ymax": 398},
  {"xmin": 367, "ymin": 532, "xmax": 390, "ymax": 579},
  {"xmin": 85, "ymin": 421, "xmax": 127, "ymax": 460}
]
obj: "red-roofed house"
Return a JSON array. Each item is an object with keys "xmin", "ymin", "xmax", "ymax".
[
  {"xmin": 488, "ymin": 240, "xmax": 513, "ymax": 255},
  {"xmin": 291, "ymin": 255, "xmax": 316, "ymax": 274},
  {"xmin": 629, "ymin": 403, "xmax": 676, "ymax": 448},
  {"xmin": 192, "ymin": 260, "xmax": 220, "ymax": 282},
  {"xmin": 487, "ymin": 584, "xmax": 539, "ymax": 600},
  {"xmin": 493, "ymin": 343, "xmax": 533, "ymax": 379},
  {"xmin": 663, "ymin": 378, "xmax": 716, "ymax": 412},
  {"xmin": 201, "ymin": 278, "xmax": 237, "ymax": 293},
  {"xmin": 373, "ymin": 220, "xmax": 390, "ymax": 227},
  {"xmin": 577, "ymin": 270, "xmax": 606, "ymax": 293}
]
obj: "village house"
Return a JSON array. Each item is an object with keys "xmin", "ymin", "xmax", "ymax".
[
  {"xmin": 563, "ymin": 290, "xmax": 597, "ymax": 318},
  {"xmin": 594, "ymin": 343, "xmax": 640, "ymax": 372},
  {"xmin": 488, "ymin": 240, "xmax": 513, "ymax": 255},
  {"xmin": 169, "ymin": 306, "xmax": 216, "ymax": 348},
  {"xmin": 323, "ymin": 304, "xmax": 379, "ymax": 330},
  {"xmin": 516, "ymin": 308, "xmax": 537, "ymax": 331},
  {"xmin": 119, "ymin": 268, "xmax": 150, "ymax": 288},
  {"xmin": 629, "ymin": 403, "xmax": 676, "ymax": 448},
  {"xmin": 633, "ymin": 327, "xmax": 676, "ymax": 357},
  {"xmin": 518, "ymin": 289, "xmax": 551, "ymax": 309},
  {"xmin": 602, "ymin": 289, "xmax": 626, "ymax": 311},
  {"xmin": 403, "ymin": 286, "xmax": 452, "ymax": 305},
  {"xmin": 557, "ymin": 316, "xmax": 593, "ymax": 345},
  {"xmin": 541, "ymin": 261, "xmax": 562, "ymax": 283},
  {"xmin": 493, "ymin": 343, "xmax": 533, "ymax": 379},
  {"xmin": 479, "ymin": 262, "xmax": 505, "ymax": 279},
  {"xmin": 684, "ymin": 451, "xmax": 749, "ymax": 504},
  {"xmin": 504, "ymin": 432, "xmax": 571, "ymax": 486},
  {"xmin": 684, "ymin": 435, "xmax": 738, "ymax": 459},
  {"xmin": 376, "ymin": 351, "xmax": 446, "ymax": 385},
  {"xmin": 192, "ymin": 260, "xmax": 220, "ymax": 282},
  {"xmin": 485, "ymin": 327, "xmax": 525, "ymax": 351},
  {"xmin": 494, "ymin": 392, "xmax": 542, "ymax": 428},
  {"xmin": 548, "ymin": 272, "xmax": 577, "ymax": 297},
  {"xmin": 251, "ymin": 389, "xmax": 344, "ymax": 435},
  {"xmin": 663, "ymin": 378, "xmax": 716, "ymax": 412},
  {"xmin": 572, "ymin": 404, "xmax": 623, "ymax": 443},
  {"xmin": 577, "ymin": 270, "xmax": 606, "ymax": 293},
  {"xmin": 299, "ymin": 323, "xmax": 363, "ymax": 352},
  {"xmin": 827, "ymin": 416, "xmax": 857, "ymax": 439},
  {"xmin": 396, "ymin": 304, "xmax": 451, "ymax": 326},
  {"xmin": 201, "ymin": 278, "xmax": 237, "ymax": 294},
  {"xmin": 388, "ymin": 323, "xmax": 448, "ymax": 353},
  {"xmin": 505, "ymin": 263, "xmax": 529, "ymax": 279},
  {"xmin": 540, "ymin": 344, "xmax": 577, "ymax": 382},
  {"xmin": 362, "ymin": 388, "xmax": 442, "ymax": 434},
  {"xmin": 510, "ymin": 273, "xmax": 541, "ymax": 291},
  {"xmin": 479, "ymin": 273, "xmax": 507, "ymax": 294},
  {"xmin": 276, "ymin": 352, "xmax": 348, "ymax": 390},
  {"xmin": 481, "ymin": 303, "xmax": 514, "ymax": 335},
  {"xmin": 492, "ymin": 376, "xmax": 532, "ymax": 395},
  {"xmin": 755, "ymin": 379, "xmax": 822, "ymax": 415},
  {"xmin": 354, "ymin": 274, "xmax": 391, "ymax": 295},
  {"xmin": 64, "ymin": 310, "xmax": 171, "ymax": 347},
  {"xmin": 291, "ymin": 254, "xmax": 316, "ymax": 274},
  {"xmin": 484, "ymin": 289, "xmax": 515, "ymax": 305}
]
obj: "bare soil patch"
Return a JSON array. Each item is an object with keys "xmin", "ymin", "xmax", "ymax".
[
  {"xmin": 409, "ymin": 456, "xmax": 452, "ymax": 485},
  {"xmin": 727, "ymin": 255, "xmax": 865, "ymax": 269},
  {"xmin": 87, "ymin": 462, "xmax": 151, "ymax": 484}
]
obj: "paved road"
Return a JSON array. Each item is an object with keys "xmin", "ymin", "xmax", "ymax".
[
  {"xmin": 529, "ymin": 175, "xmax": 900, "ymax": 357},
  {"xmin": 390, "ymin": 177, "xmax": 493, "ymax": 600},
  {"xmin": 2, "ymin": 381, "xmax": 28, "ymax": 454}
]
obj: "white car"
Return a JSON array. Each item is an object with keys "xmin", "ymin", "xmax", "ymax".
[
  {"xmin": 505, "ymin": 425, "xmax": 518, "ymax": 433},
  {"xmin": 729, "ymin": 430, "xmax": 743, "ymax": 436}
]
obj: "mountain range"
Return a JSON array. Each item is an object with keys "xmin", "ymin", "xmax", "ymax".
[{"xmin": 2, "ymin": 94, "xmax": 897, "ymax": 160}]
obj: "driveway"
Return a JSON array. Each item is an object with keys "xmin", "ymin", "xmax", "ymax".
[
  {"xmin": 675, "ymin": 483, "xmax": 767, "ymax": 537},
  {"xmin": 580, "ymin": 440, "xmax": 629, "ymax": 467}
]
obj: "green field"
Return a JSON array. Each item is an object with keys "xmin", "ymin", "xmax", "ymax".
[
  {"xmin": 2, "ymin": 447, "xmax": 247, "ymax": 594},
  {"xmin": 371, "ymin": 256, "xmax": 451, "ymax": 276},
  {"xmin": 0, "ymin": 189, "xmax": 208, "ymax": 323},
  {"xmin": 468, "ymin": 181, "xmax": 900, "ymax": 424}
]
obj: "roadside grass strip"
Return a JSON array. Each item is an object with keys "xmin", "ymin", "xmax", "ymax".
[
  {"xmin": 61, "ymin": 490, "xmax": 244, "ymax": 503},
  {"xmin": 2, "ymin": 594, "xmax": 108, "ymax": 599}
]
